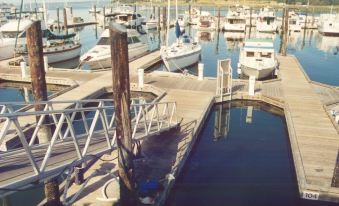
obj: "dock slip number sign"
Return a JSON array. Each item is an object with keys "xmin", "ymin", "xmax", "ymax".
[{"xmin": 302, "ymin": 191, "xmax": 319, "ymax": 200}]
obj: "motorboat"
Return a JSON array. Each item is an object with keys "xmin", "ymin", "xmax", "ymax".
[
  {"xmin": 256, "ymin": 7, "xmax": 277, "ymax": 33},
  {"xmin": 144, "ymin": 14, "xmax": 157, "ymax": 30},
  {"xmin": 223, "ymin": 6, "xmax": 246, "ymax": 32},
  {"xmin": 79, "ymin": 29, "xmax": 148, "ymax": 69},
  {"xmin": 0, "ymin": 19, "xmax": 41, "ymax": 60},
  {"xmin": 178, "ymin": 14, "xmax": 188, "ymax": 28},
  {"xmin": 196, "ymin": 12, "xmax": 216, "ymax": 31},
  {"xmin": 318, "ymin": 14, "xmax": 339, "ymax": 36},
  {"xmin": 238, "ymin": 38, "xmax": 278, "ymax": 79},
  {"xmin": 288, "ymin": 11, "xmax": 302, "ymax": 32}
]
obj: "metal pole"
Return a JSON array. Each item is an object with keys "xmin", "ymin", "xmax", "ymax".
[
  {"xmin": 57, "ymin": 8, "xmax": 60, "ymax": 31},
  {"xmin": 26, "ymin": 20, "xmax": 61, "ymax": 206},
  {"xmin": 109, "ymin": 22, "xmax": 137, "ymax": 205}
]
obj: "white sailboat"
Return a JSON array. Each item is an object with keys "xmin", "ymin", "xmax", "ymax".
[
  {"xmin": 160, "ymin": 0, "xmax": 201, "ymax": 72},
  {"xmin": 238, "ymin": 38, "xmax": 278, "ymax": 79},
  {"xmin": 79, "ymin": 29, "xmax": 148, "ymax": 70}
]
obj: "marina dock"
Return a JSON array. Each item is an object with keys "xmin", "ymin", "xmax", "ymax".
[{"xmin": 1, "ymin": 52, "xmax": 339, "ymax": 204}]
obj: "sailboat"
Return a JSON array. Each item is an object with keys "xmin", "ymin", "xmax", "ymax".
[{"xmin": 160, "ymin": 0, "xmax": 201, "ymax": 72}]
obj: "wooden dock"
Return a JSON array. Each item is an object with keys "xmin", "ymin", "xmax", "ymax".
[
  {"xmin": 278, "ymin": 55, "xmax": 339, "ymax": 202},
  {"xmin": 1, "ymin": 51, "xmax": 339, "ymax": 204}
]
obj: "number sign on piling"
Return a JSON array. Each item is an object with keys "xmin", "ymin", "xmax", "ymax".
[{"xmin": 302, "ymin": 191, "xmax": 319, "ymax": 200}]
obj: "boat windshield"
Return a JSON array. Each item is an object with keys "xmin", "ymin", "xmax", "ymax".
[
  {"xmin": 246, "ymin": 51, "xmax": 272, "ymax": 58},
  {"xmin": 128, "ymin": 36, "xmax": 141, "ymax": 44}
]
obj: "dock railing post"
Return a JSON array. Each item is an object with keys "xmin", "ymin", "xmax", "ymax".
[
  {"xmin": 43, "ymin": 56, "xmax": 49, "ymax": 72},
  {"xmin": 248, "ymin": 75, "xmax": 255, "ymax": 96},
  {"xmin": 138, "ymin": 68, "xmax": 144, "ymax": 88},
  {"xmin": 20, "ymin": 61, "xmax": 27, "ymax": 79},
  {"xmin": 110, "ymin": 22, "xmax": 137, "ymax": 205},
  {"xmin": 27, "ymin": 20, "xmax": 61, "ymax": 206},
  {"xmin": 198, "ymin": 63, "xmax": 204, "ymax": 80}
]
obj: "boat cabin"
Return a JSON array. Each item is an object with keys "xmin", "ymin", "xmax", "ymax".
[{"xmin": 243, "ymin": 38, "xmax": 275, "ymax": 60}]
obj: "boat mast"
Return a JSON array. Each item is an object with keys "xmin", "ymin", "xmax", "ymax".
[
  {"xmin": 176, "ymin": 0, "xmax": 178, "ymax": 20},
  {"xmin": 166, "ymin": 0, "xmax": 170, "ymax": 47},
  {"xmin": 42, "ymin": 0, "xmax": 48, "ymax": 28}
]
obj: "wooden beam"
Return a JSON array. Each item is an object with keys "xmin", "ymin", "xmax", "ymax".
[{"xmin": 109, "ymin": 22, "xmax": 137, "ymax": 205}]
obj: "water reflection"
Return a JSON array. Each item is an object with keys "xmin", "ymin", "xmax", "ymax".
[
  {"xmin": 315, "ymin": 34, "xmax": 339, "ymax": 55},
  {"xmin": 213, "ymin": 103, "xmax": 231, "ymax": 140},
  {"xmin": 196, "ymin": 31, "xmax": 215, "ymax": 43}
]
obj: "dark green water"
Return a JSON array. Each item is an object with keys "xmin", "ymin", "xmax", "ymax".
[{"xmin": 166, "ymin": 101, "xmax": 338, "ymax": 206}]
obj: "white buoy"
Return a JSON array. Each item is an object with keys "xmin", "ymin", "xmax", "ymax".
[
  {"xmin": 20, "ymin": 61, "xmax": 27, "ymax": 79},
  {"xmin": 138, "ymin": 68, "xmax": 144, "ymax": 88},
  {"xmin": 198, "ymin": 63, "xmax": 204, "ymax": 80},
  {"xmin": 248, "ymin": 75, "xmax": 255, "ymax": 96},
  {"xmin": 43, "ymin": 56, "xmax": 49, "ymax": 72}
]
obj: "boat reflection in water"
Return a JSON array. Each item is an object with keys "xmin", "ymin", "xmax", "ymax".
[
  {"xmin": 315, "ymin": 31, "xmax": 339, "ymax": 55},
  {"xmin": 196, "ymin": 31, "xmax": 215, "ymax": 43}
]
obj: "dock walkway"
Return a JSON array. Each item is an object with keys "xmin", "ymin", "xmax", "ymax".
[{"xmin": 278, "ymin": 55, "xmax": 339, "ymax": 201}]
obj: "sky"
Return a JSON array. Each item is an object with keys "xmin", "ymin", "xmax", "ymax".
[{"xmin": 4, "ymin": 0, "xmax": 104, "ymax": 5}]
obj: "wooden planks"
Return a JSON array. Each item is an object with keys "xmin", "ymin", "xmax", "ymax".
[{"xmin": 278, "ymin": 55, "xmax": 339, "ymax": 200}]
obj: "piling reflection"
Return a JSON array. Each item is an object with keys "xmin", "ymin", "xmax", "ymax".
[{"xmin": 213, "ymin": 102, "xmax": 231, "ymax": 140}]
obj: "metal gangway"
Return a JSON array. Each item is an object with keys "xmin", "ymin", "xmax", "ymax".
[{"xmin": 0, "ymin": 99, "xmax": 179, "ymax": 197}]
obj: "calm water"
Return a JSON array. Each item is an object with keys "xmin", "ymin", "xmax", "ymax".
[
  {"xmin": 44, "ymin": 3, "xmax": 339, "ymax": 86},
  {"xmin": 166, "ymin": 101, "xmax": 338, "ymax": 206},
  {"xmin": 1, "ymin": 3, "xmax": 339, "ymax": 205}
]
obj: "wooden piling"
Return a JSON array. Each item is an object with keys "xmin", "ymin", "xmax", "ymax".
[
  {"xmin": 57, "ymin": 8, "xmax": 60, "ymax": 31},
  {"xmin": 188, "ymin": 4, "xmax": 191, "ymax": 24},
  {"xmin": 26, "ymin": 20, "xmax": 61, "ymax": 206},
  {"xmin": 162, "ymin": 6, "xmax": 167, "ymax": 30},
  {"xmin": 103, "ymin": 7, "xmax": 106, "ymax": 27},
  {"xmin": 281, "ymin": 7, "xmax": 289, "ymax": 56},
  {"xmin": 158, "ymin": 6, "xmax": 161, "ymax": 31},
  {"xmin": 217, "ymin": 7, "xmax": 220, "ymax": 31},
  {"xmin": 109, "ymin": 23, "xmax": 137, "ymax": 205},
  {"xmin": 94, "ymin": 5, "xmax": 97, "ymax": 20},
  {"xmin": 63, "ymin": 8, "xmax": 68, "ymax": 31}
]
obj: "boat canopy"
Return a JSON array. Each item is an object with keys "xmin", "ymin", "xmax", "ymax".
[
  {"xmin": 45, "ymin": 30, "xmax": 76, "ymax": 40},
  {"xmin": 244, "ymin": 38, "xmax": 274, "ymax": 51}
]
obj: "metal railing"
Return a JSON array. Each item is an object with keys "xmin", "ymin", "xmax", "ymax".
[{"xmin": 0, "ymin": 99, "xmax": 178, "ymax": 191}]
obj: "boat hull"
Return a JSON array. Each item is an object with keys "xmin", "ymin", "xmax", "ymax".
[
  {"xmin": 81, "ymin": 44, "xmax": 149, "ymax": 70},
  {"xmin": 162, "ymin": 50, "xmax": 201, "ymax": 72},
  {"xmin": 0, "ymin": 43, "xmax": 15, "ymax": 60},
  {"xmin": 240, "ymin": 65, "xmax": 275, "ymax": 79},
  {"xmin": 20, "ymin": 44, "xmax": 81, "ymax": 64}
]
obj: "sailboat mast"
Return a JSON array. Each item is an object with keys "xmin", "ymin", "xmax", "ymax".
[
  {"xmin": 166, "ymin": 0, "xmax": 170, "ymax": 47},
  {"xmin": 176, "ymin": 0, "xmax": 178, "ymax": 20},
  {"xmin": 43, "ymin": 0, "xmax": 48, "ymax": 27}
]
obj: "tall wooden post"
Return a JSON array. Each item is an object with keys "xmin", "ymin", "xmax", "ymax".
[
  {"xmin": 157, "ymin": 6, "xmax": 160, "ymax": 30},
  {"xmin": 26, "ymin": 20, "xmax": 61, "ymax": 206},
  {"xmin": 162, "ymin": 6, "xmax": 167, "ymax": 30},
  {"xmin": 281, "ymin": 7, "xmax": 289, "ymax": 56},
  {"xmin": 94, "ymin": 5, "xmax": 97, "ymax": 21},
  {"xmin": 57, "ymin": 8, "xmax": 60, "ymax": 31},
  {"xmin": 109, "ymin": 23, "xmax": 136, "ymax": 205},
  {"xmin": 103, "ymin": 7, "xmax": 106, "ymax": 27},
  {"xmin": 188, "ymin": 4, "xmax": 191, "ymax": 24},
  {"xmin": 217, "ymin": 7, "xmax": 220, "ymax": 31},
  {"xmin": 63, "ymin": 8, "xmax": 68, "ymax": 31}
]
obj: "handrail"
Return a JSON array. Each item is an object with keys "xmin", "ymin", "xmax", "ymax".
[{"xmin": 0, "ymin": 99, "xmax": 179, "ymax": 191}]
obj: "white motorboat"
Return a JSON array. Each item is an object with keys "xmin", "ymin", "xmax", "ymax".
[
  {"xmin": 223, "ymin": 6, "xmax": 246, "ymax": 32},
  {"xmin": 0, "ymin": 19, "xmax": 42, "ymax": 60},
  {"xmin": 196, "ymin": 12, "xmax": 216, "ymax": 31},
  {"xmin": 256, "ymin": 7, "xmax": 277, "ymax": 33},
  {"xmin": 238, "ymin": 38, "xmax": 278, "ymax": 79},
  {"xmin": 79, "ymin": 29, "xmax": 148, "ymax": 70},
  {"xmin": 288, "ymin": 11, "xmax": 302, "ymax": 32},
  {"xmin": 243, "ymin": 6, "xmax": 257, "ymax": 27},
  {"xmin": 318, "ymin": 14, "xmax": 339, "ymax": 36},
  {"xmin": 184, "ymin": 7, "xmax": 201, "ymax": 25},
  {"xmin": 144, "ymin": 14, "xmax": 158, "ymax": 30}
]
